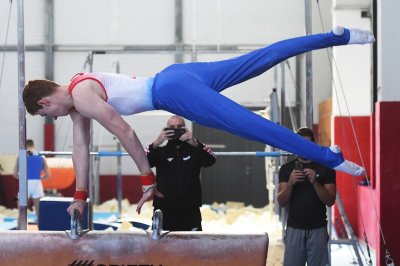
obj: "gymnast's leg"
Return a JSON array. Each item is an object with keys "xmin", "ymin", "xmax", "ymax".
[
  {"xmin": 153, "ymin": 27, "xmax": 372, "ymax": 175},
  {"xmin": 152, "ymin": 75, "xmax": 365, "ymax": 176},
  {"xmin": 178, "ymin": 27, "xmax": 374, "ymax": 92}
]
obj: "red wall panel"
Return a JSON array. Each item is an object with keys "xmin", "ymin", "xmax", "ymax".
[
  {"xmin": 333, "ymin": 116, "xmax": 371, "ymax": 236},
  {"xmin": 99, "ymin": 175, "xmax": 142, "ymax": 204},
  {"xmin": 375, "ymin": 102, "xmax": 400, "ymax": 266}
]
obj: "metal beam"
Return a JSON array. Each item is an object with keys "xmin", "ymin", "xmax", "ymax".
[
  {"xmin": 2, "ymin": 44, "xmax": 267, "ymax": 54},
  {"xmin": 44, "ymin": 0, "xmax": 54, "ymax": 80},
  {"xmin": 17, "ymin": 0, "xmax": 27, "ymax": 231},
  {"xmin": 305, "ymin": 0, "xmax": 313, "ymax": 128},
  {"xmin": 39, "ymin": 150, "xmax": 292, "ymax": 157},
  {"xmin": 175, "ymin": 0, "xmax": 184, "ymax": 63}
]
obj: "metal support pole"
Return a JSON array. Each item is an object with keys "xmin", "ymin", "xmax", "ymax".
[
  {"xmin": 44, "ymin": 0, "xmax": 54, "ymax": 80},
  {"xmin": 87, "ymin": 52, "xmax": 94, "ymax": 230},
  {"xmin": 330, "ymin": 192, "xmax": 364, "ymax": 265},
  {"xmin": 116, "ymin": 142, "xmax": 122, "ymax": 219},
  {"xmin": 191, "ymin": 0, "xmax": 198, "ymax": 62},
  {"xmin": 93, "ymin": 145, "xmax": 100, "ymax": 205},
  {"xmin": 305, "ymin": 0, "xmax": 313, "ymax": 128},
  {"xmin": 44, "ymin": 0, "xmax": 55, "ymax": 152},
  {"xmin": 295, "ymin": 56, "xmax": 302, "ymax": 128},
  {"xmin": 280, "ymin": 62, "xmax": 286, "ymax": 127},
  {"xmin": 17, "ymin": 0, "xmax": 27, "ymax": 231},
  {"xmin": 270, "ymin": 88, "xmax": 281, "ymax": 217},
  {"xmin": 175, "ymin": 0, "xmax": 183, "ymax": 63}
]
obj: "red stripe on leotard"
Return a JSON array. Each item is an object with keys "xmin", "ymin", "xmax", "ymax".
[{"xmin": 69, "ymin": 73, "xmax": 108, "ymax": 101}]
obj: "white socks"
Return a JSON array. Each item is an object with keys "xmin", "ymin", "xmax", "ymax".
[
  {"xmin": 330, "ymin": 145, "xmax": 366, "ymax": 176},
  {"xmin": 332, "ymin": 26, "xmax": 375, "ymax": 45},
  {"xmin": 332, "ymin": 26, "xmax": 345, "ymax": 36},
  {"xmin": 329, "ymin": 145, "xmax": 342, "ymax": 153},
  {"xmin": 334, "ymin": 160, "xmax": 366, "ymax": 176}
]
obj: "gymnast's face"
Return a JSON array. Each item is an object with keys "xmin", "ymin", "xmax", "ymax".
[{"xmin": 35, "ymin": 97, "xmax": 70, "ymax": 119}]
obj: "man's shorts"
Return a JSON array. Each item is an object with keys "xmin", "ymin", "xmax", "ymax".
[{"xmin": 27, "ymin": 180, "xmax": 45, "ymax": 199}]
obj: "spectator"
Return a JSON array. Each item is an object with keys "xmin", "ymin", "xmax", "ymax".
[
  {"xmin": 278, "ymin": 127, "xmax": 336, "ymax": 266},
  {"xmin": 13, "ymin": 139, "xmax": 50, "ymax": 223},
  {"xmin": 146, "ymin": 115, "xmax": 216, "ymax": 231}
]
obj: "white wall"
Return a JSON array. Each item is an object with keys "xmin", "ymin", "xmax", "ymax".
[
  {"xmin": 0, "ymin": 1, "xmax": 47, "ymax": 153},
  {"xmin": 332, "ymin": 4, "xmax": 374, "ymax": 116},
  {"xmin": 377, "ymin": 0, "xmax": 400, "ymax": 101}
]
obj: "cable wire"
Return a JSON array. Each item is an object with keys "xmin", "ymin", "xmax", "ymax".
[{"xmin": 315, "ymin": 1, "xmax": 393, "ymax": 264}]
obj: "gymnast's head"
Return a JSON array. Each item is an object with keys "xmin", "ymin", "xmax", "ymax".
[
  {"xmin": 23, "ymin": 79, "xmax": 70, "ymax": 119},
  {"xmin": 23, "ymin": 80, "xmax": 58, "ymax": 115}
]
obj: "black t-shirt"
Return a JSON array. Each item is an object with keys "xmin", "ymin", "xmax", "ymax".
[
  {"xmin": 147, "ymin": 141, "xmax": 216, "ymax": 209},
  {"xmin": 279, "ymin": 159, "xmax": 336, "ymax": 229}
]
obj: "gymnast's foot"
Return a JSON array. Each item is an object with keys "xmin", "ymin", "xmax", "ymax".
[
  {"xmin": 330, "ymin": 145, "xmax": 366, "ymax": 176},
  {"xmin": 332, "ymin": 26, "xmax": 375, "ymax": 45}
]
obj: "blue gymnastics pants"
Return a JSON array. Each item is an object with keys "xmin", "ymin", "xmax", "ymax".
[{"xmin": 152, "ymin": 29, "xmax": 351, "ymax": 168}]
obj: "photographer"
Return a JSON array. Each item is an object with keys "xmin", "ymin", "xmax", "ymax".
[
  {"xmin": 146, "ymin": 115, "xmax": 216, "ymax": 231},
  {"xmin": 277, "ymin": 127, "xmax": 336, "ymax": 266}
]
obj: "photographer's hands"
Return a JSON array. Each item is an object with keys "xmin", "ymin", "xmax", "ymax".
[
  {"xmin": 154, "ymin": 127, "xmax": 198, "ymax": 147},
  {"xmin": 153, "ymin": 128, "xmax": 175, "ymax": 148},
  {"xmin": 289, "ymin": 168, "xmax": 319, "ymax": 186},
  {"xmin": 179, "ymin": 129, "xmax": 198, "ymax": 147},
  {"xmin": 289, "ymin": 169, "xmax": 306, "ymax": 186},
  {"xmin": 303, "ymin": 168, "xmax": 319, "ymax": 184}
]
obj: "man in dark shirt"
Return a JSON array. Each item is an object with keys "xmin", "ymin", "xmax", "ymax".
[
  {"xmin": 278, "ymin": 127, "xmax": 336, "ymax": 266},
  {"xmin": 146, "ymin": 115, "xmax": 216, "ymax": 231}
]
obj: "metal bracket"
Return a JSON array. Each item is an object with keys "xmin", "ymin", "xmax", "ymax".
[
  {"xmin": 65, "ymin": 209, "xmax": 89, "ymax": 240},
  {"xmin": 145, "ymin": 209, "xmax": 169, "ymax": 240}
]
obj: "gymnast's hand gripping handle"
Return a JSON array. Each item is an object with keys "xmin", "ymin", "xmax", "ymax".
[{"xmin": 65, "ymin": 209, "xmax": 89, "ymax": 240}]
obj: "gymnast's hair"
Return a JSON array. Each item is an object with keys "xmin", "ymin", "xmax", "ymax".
[{"xmin": 23, "ymin": 80, "xmax": 59, "ymax": 115}]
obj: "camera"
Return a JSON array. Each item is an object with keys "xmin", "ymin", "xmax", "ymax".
[
  {"xmin": 294, "ymin": 161, "xmax": 303, "ymax": 171},
  {"xmin": 295, "ymin": 160, "xmax": 309, "ymax": 180},
  {"xmin": 294, "ymin": 160, "xmax": 306, "ymax": 179},
  {"xmin": 165, "ymin": 127, "xmax": 186, "ymax": 139},
  {"xmin": 173, "ymin": 128, "xmax": 186, "ymax": 139}
]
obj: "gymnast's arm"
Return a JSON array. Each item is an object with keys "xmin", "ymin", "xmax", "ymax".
[
  {"xmin": 70, "ymin": 109, "xmax": 90, "ymax": 191},
  {"xmin": 72, "ymin": 81, "xmax": 152, "ymax": 176},
  {"xmin": 71, "ymin": 81, "xmax": 162, "ymax": 213},
  {"xmin": 67, "ymin": 108, "xmax": 90, "ymax": 216}
]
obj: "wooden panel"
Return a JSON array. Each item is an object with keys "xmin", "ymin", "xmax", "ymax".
[{"xmin": 318, "ymin": 98, "xmax": 332, "ymax": 146}]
